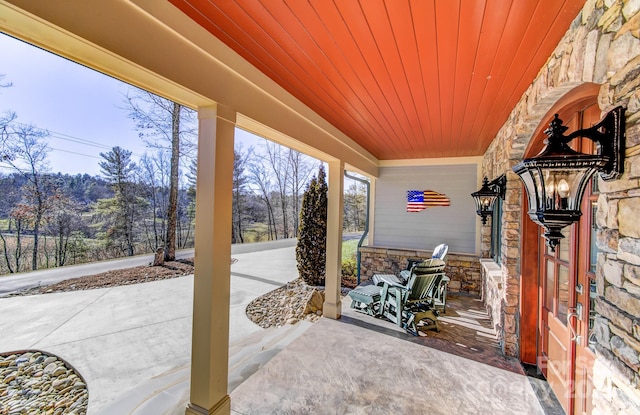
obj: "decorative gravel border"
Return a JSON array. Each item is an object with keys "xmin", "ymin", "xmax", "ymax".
[
  {"xmin": 0, "ymin": 350, "xmax": 88, "ymax": 414},
  {"xmin": 246, "ymin": 278, "xmax": 325, "ymax": 328}
]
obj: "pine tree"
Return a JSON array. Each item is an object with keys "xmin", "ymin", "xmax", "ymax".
[
  {"xmin": 296, "ymin": 165, "xmax": 327, "ymax": 286},
  {"xmin": 98, "ymin": 146, "xmax": 140, "ymax": 257}
]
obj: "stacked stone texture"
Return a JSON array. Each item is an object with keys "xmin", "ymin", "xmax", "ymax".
[
  {"xmin": 359, "ymin": 247, "xmax": 481, "ymax": 296},
  {"xmin": 481, "ymin": 0, "xmax": 640, "ymax": 411}
]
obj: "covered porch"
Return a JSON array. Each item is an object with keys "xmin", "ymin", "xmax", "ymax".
[
  {"xmin": 1, "ymin": 1, "xmax": 639, "ymax": 414},
  {"xmin": 229, "ymin": 293, "xmax": 560, "ymax": 415}
]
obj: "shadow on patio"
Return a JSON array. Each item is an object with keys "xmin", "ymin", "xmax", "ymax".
[{"xmin": 230, "ymin": 293, "xmax": 563, "ymax": 415}]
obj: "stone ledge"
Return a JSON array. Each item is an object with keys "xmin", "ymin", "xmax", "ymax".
[
  {"xmin": 480, "ymin": 258, "xmax": 504, "ymax": 349},
  {"xmin": 359, "ymin": 246, "xmax": 481, "ymax": 296},
  {"xmin": 481, "ymin": 259, "xmax": 503, "ymax": 290}
]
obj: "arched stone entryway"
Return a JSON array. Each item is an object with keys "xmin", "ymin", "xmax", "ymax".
[
  {"xmin": 518, "ymin": 84, "xmax": 602, "ymax": 414},
  {"xmin": 482, "ymin": 82, "xmax": 602, "ymax": 359}
]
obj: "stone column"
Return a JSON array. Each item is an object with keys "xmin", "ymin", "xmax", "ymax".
[
  {"xmin": 323, "ymin": 159, "xmax": 344, "ymax": 319},
  {"xmin": 186, "ymin": 104, "xmax": 235, "ymax": 415}
]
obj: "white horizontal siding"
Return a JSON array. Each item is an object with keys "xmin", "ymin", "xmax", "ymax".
[{"xmin": 373, "ymin": 164, "xmax": 477, "ymax": 253}]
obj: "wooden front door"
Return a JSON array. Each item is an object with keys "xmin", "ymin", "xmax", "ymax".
[
  {"xmin": 536, "ymin": 101, "xmax": 600, "ymax": 414},
  {"xmin": 572, "ymin": 103, "xmax": 601, "ymax": 415},
  {"xmin": 539, "ymin": 226, "xmax": 574, "ymax": 413},
  {"xmin": 573, "ymin": 181, "xmax": 597, "ymax": 415}
]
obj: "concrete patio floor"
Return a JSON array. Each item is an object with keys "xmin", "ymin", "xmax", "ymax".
[{"xmin": 230, "ymin": 293, "xmax": 564, "ymax": 415}]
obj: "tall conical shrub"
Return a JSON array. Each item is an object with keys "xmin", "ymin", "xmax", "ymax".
[{"xmin": 296, "ymin": 165, "xmax": 327, "ymax": 286}]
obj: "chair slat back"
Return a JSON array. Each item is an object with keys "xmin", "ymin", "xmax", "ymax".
[{"xmin": 405, "ymin": 259, "xmax": 446, "ymax": 301}]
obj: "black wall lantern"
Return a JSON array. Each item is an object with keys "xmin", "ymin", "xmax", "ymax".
[
  {"xmin": 471, "ymin": 175, "xmax": 506, "ymax": 225},
  {"xmin": 512, "ymin": 106, "xmax": 625, "ymax": 251}
]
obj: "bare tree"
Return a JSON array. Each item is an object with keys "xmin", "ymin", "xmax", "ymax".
[
  {"xmin": 0, "ymin": 74, "xmax": 14, "ymax": 161},
  {"xmin": 0, "ymin": 231, "xmax": 14, "ymax": 273},
  {"xmin": 344, "ymin": 179, "xmax": 367, "ymax": 232},
  {"xmin": 0, "ymin": 112, "xmax": 16, "ymax": 162},
  {"xmin": 263, "ymin": 141, "xmax": 292, "ymax": 238},
  {"xmin": 124, "ymin": 89, "xmax": 196, "ymax": 261},
  {"xmin": 1, "ymin": 205, "xmax": 28, "ymax": 272},
  {"xmin": 45, "ymin": 189, "xmax": 83, "ymax": 267},
  {"xmin": 1, "ymin": 123, "xmax": 52, "ymax": 270},
  {"xmin": 232, "ymin": 146, "xmax": 251, "ymax": 243},
  {"xmin": 287, "ymin": 149, "xmax": 313, "ymax": 238},
  {"xmin": 139, "ymin": 151, "xmax": 170, "ymax": 251},
  {"xmin": 1, "ymin": 78, "xmax": 21, "ymax": 272},
  {"xmin": 184, "ymin": 158, "xmax": 197, "ymax": 247},
  {"xmin": 176, "ymin": 181, "xmax": 194, "ymax": 248},
  {"xmin": 247, "ymin": 156, "xmax": 277, "ymax": 240}
]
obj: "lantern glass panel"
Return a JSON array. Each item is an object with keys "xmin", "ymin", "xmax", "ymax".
[
  {"xmin": 519, "ymin": 168, "xmax": 539, "ymax": 217},
  {"xmin": 481, "ymin": 196, "xmax": 497, "ymax": 212},
  {"xmin": 542, "ymin": 168, "xmax": 585, "ymax": 211}
]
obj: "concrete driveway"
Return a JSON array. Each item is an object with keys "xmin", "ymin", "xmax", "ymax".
[{"xmin": 0, "ymin": 239, "xmax": 299, "ymax": 413}]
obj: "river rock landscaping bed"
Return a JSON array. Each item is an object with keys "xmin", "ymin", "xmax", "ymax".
[
  {"xmin": 245, "ymin": 278, "xmax": 355, "ymax": 328},
  {"xmin": 246, "ymin": 278, "xmax": 326, "ymax": 328},
  {"xmin": 0, "ymin": 351, "xmax": 88, "ymax": 414}
]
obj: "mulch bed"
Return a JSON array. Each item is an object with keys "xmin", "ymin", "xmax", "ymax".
[{"xmin": 6, "ymin": 258, "xmax": 194, "ymax": 297}]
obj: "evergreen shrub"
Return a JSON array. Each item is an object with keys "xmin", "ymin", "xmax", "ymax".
[{"xmin": 296, "ymin": 165, "xmax": 327, "ymax": 286}]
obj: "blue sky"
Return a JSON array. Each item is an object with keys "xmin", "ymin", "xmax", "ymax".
[{"xmin": 0, "ymin": 33, "xmax": 261, "ymax": 177}]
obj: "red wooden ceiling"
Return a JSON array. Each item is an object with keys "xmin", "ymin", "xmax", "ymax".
[{"xmin": 169, "ymin": 0, "xmax": 585, "ymax": 160}]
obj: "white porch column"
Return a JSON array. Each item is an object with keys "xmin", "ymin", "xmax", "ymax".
[
  {"xmin": 323, "ymin": 160, "xmax": 344, "ymax": 319},
  {"xmin": 186, "ymin": 104, "xmax": 235, "ymax": 415}
]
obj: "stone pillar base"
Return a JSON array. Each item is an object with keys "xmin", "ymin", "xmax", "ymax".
[
  {"xmin": 185, "ymin": 395, "xmax": 230, "ymax": 415},
  {"xmin": 323, "ymin": 300, "xmax": 342, "ymax": 319}
]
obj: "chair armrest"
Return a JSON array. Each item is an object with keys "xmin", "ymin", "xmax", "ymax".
[
  {"xmin": 381, "ymin": 279, "xmax": 408, "ymax": 290},
  {"xmin": 379, "ymin": 275, "xmax": 404, "ymax": 287}
]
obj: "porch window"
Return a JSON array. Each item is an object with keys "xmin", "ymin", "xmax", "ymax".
[
  {"xmin": 589, "ymin": 178, "xmax": 600, "ymax": 273},
  {"xmin": 588, "ymin": 177, "xmax": 600, "ymax": 350}
]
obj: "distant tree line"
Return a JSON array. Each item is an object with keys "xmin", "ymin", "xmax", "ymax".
[
  {"xmin": 0, "ymin": 166, "xmax": 197, "ymax": 274},
  {"xmin": 0, "ymin": 75, "xmax": 367, "ymax": 275}
]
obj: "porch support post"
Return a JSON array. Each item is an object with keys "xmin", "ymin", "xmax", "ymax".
[
  {"xmin": 186, "ymin": 104, "xmax": 236, "ymax": 415},
  {"xmin": 323, "ymin": 159, "xmax": 344, "ymax": 319}
]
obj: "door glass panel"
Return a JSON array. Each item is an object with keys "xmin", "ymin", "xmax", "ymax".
[
  {"xmin": 546, "ymin": 260, "xmax": 555, "ymax": 311},
  {"xmin": 559, "ymin": 227, "xmax": 571, "ymax": 262},
  {"xmin": 558, "ymin": 265, "xmax": 570, "ymax": 324}
]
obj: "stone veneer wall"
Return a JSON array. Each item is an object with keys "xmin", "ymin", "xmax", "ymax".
[
  {"xmin": 480, "ymin": 0, "xmax": 640, "ymax": 413},
  {"xmin": 359, "ymin": 246, "xmax": 481, "ymax": 296}
]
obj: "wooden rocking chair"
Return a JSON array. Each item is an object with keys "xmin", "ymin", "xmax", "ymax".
[
  {"xmin": 378, "ymin": 259, "xmax": 445, "ymax": 335},
  {"xmin": 348, "ymin": 258, "xmax": 445, "ymax": 335}
]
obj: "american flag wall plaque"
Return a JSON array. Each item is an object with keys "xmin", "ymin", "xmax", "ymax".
[{"xmin": 406, "ymin": 190, "xmax": 450, "ymax": 212}]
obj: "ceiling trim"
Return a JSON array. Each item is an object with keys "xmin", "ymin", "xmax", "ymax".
[{"xmin": 379, "ymin": 156, "xmax": 483, "ymax": 168}]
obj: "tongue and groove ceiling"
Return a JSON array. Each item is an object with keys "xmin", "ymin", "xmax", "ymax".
[{"xmin": 169, "ymin": 0, "xmax": 585, "ymax": 160}]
